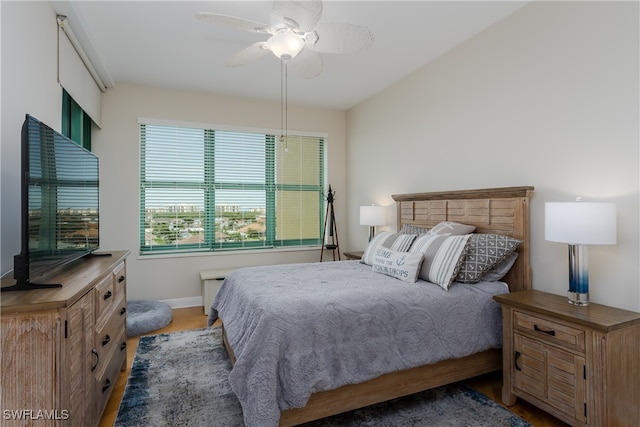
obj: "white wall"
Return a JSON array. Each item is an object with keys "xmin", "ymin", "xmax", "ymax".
[
  {"xmin": 346, "ymin": 1, "xmax": 640, "ymax": 311},
  {"xmin": 1, "ymin": 1, "xmax": 62, "ymax": 276},
  {"xmin": 94, "ymin": 84, "xmax": 346, "ymax": 301}
]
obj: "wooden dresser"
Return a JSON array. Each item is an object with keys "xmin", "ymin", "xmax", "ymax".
[
  {"xmin": 1, "ymin": 250, "xmax": 129, "ymax": 426},
  {"xmin": 494, "ymin": 290, "xmax": 640, "ymax": 427}
]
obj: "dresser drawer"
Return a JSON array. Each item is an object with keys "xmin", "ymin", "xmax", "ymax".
[
  {"xmin": 94, "ymin": 293, "xmax": 126, "ymax": 378},
  {"xmin": 95, "ymin": 274, "xmax": 115, "ymax": 322},
  {"xmin": 95, "ymin": 327, "xmax": 127, "ymax": 418},
  {"xmin": 513, "ymin": 310, "xmax": 585, "ymax": 352},
  {"xmin": 113, "ymin": 262, "xmax": 126, "ymax": 295}
]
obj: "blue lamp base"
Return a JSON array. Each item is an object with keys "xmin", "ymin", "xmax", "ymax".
[{"xmin": 567, "ymin": 244, "xmax": 590, "ymax": 306}]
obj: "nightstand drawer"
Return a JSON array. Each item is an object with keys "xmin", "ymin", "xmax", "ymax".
[
  {"xmin": 343, "ymin": 251, "xmax": 364, "ymax": 261},
  {"xmin": 513, "ymin": 310, "xmax": 585, "ymax": 352}
]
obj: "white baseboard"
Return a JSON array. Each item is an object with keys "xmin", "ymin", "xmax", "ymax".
[{"xmin": 159, "ymin": 296, "xmax": 203, "ymax": 309}]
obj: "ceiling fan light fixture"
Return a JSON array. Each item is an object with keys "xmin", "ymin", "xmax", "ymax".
[
  {"xmin": 197, "ymin": 0, "xmax": 373, "ymax": 77},
  {"xmin": 268, "ymin": 30, "xmax": 305, "ymax": 61}
]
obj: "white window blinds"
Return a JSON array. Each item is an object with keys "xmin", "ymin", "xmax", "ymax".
[{"xmin": 139, "ymin": 120, "xmax": 326, "ymax": 254}]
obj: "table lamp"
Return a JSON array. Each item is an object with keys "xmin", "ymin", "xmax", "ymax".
[
  {"xmin": 360, "ymin": 205, "xmax": 386, "ymax": 242},
  {"xmin": 545, "ymin": 200, "xmax": 616, "ymax": 306}
]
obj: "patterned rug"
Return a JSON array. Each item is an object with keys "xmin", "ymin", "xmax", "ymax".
[{"xmin": 115, "ymin": 327, "xmax": 531, "ymax": 427}]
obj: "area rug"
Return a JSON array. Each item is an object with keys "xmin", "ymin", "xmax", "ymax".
[{"xmin": 115, "ymin": 327, "xmax": 532, "ymax": 427}]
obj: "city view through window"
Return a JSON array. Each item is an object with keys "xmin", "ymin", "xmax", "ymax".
[{"xmin": 144, "ymin": 203, "xmax": 266, "ymax": 247}]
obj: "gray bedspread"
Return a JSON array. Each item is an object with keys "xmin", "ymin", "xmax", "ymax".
[{"xmin": 208, "ymin": 260, "xmax": 508, "ymax": 427}]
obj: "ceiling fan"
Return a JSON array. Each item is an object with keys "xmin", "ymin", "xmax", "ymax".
[{"xmin": 196, "ymin": 0, "xmax": 374, "ymax": 79}]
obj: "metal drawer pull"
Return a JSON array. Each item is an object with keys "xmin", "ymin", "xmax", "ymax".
[
  {"xmin": 102, "ymin": 378, "xmax": 111, "ymax": 393},
  {"xmin": 120, "ymin": 342, "xmax": 127, "ymax": 351},
  {"xmin": 102, "ymin": 335, "xmax": 111, "ymax": 346},
  {"xmin": 118, "ymin": 275, "xmax": 125, "ymax": 283},
  {"xmin": 91, "ymin": 349, "xmax": 99, "ymax": 372},
  {"xmin": 514, "ymin": 351, "xmax": 522, "ymax": 371},
  {"xmin": 534, "ymin": 324, "xmax": 556, "ymax": 336},
  {"xmin": 103, "ymin": 290, "xmax": 112, "ymax": 300},
  {"xmin": 120, "ymin": 306, "xmax": 127, "ymax": 315}
]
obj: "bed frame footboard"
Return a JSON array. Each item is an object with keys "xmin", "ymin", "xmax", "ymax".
[{"xmin": 278, "ymin": 349, "xmax": 501, "ymax": 426}]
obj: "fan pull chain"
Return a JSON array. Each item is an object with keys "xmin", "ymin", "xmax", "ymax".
[{"xmin": 280, "ymin": 59, "xmax": 288, "ymax": 152}]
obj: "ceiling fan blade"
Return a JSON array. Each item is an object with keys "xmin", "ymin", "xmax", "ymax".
[
  {"xmin": 287, "ymin": 48, "xmax": 323, "ymax": 79},
  {"xmin": 227, "ymin": 42, "xmax": 271, "ymax": 67},
  {"xmin": 195, "ymin": 12, "xmax": 270, "ymax": 34},
  {"xmin": 310, "ymin": 22, "xmax": 374, "ymax": 54},
  {"xmin": 271, "ymin": 0, "xmax": 322, "ymax": 33}
]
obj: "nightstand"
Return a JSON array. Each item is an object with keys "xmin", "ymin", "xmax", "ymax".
[
  {"xmin": 494, "ymin": 290, "xmax": 640, "ymax": 427},
  {"xmin": 343, "ymin": 251, "xmax": 364, "ymax": 260}
]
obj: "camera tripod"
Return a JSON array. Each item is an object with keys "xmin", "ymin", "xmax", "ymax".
[{"xmin": 320, "ymin": 185, "xmax": 340, "ymax": 261}]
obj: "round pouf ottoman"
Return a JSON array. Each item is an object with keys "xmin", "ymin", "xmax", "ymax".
[{"xmin": 127, "ymin": 300, "xmax": 173, "ymax": 337}]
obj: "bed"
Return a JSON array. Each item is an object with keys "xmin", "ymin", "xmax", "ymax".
[{"xmin": 209, "ymin": 186, "xmax": 534, "ymax": 427}]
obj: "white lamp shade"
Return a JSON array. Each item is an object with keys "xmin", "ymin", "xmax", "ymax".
[
  {"xmin": 545, "ymin": 202, "xmax": 617, "ymax": 245},
  {"xmin": 360, "ymin": 205, "xmax": 386, "ymax": 226}
]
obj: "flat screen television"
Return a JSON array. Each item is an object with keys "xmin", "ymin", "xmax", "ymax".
[{"xmin": 3, "ymin": 114, "xmax": 100, "ymax": 291}]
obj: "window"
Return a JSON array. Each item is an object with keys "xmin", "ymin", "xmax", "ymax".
[
  {"xmin": 139, "ymin": 120, "xmax": 326, "ymax": 254},
  {"xmin": 62, "ymin": 89, "xmax": 92, "ymax": 149}
]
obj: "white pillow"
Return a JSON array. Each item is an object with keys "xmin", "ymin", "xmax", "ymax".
[{"xmin": 371, "ymin": 248, "xmax": 424, "ymax": 283}]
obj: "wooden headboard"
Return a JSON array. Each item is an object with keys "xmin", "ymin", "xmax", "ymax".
[{"xmin": 391, "ymin": 186, "xmax": 534, "ymax": 292}]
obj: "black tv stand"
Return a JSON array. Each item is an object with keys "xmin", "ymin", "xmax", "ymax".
[{"xmin": 1, "ymin": 281, "xmax": 62, "ymax": 292}]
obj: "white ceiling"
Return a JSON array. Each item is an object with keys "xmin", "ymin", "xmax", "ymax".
[{"xmin": 51, "ymin": 1, "xmax": 530, "ymax": 110}]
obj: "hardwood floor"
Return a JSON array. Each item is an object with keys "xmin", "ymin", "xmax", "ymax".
[{"xmin": 99, "ymin": 306, "xmax": 569, "ymax": 427}]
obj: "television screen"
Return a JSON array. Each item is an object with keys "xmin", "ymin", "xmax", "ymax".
[{"xmin": 6, "ymin": 114, "xmax": 100, "ymax": 290}]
